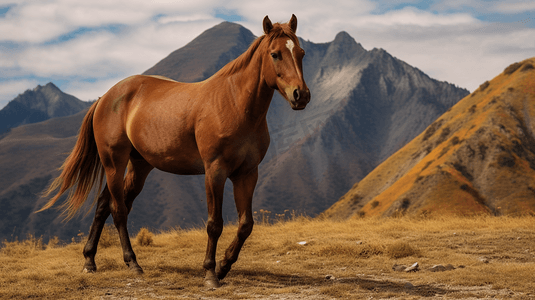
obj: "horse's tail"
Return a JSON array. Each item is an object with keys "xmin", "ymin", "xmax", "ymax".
[{"xmin": 37, "ymin": 100, "xmax": 105, "ymax": 220}]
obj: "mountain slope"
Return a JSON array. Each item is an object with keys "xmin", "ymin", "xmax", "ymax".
[
  {"xmin": 323, "ymin": 57, "xmax": 535, "ymax": 219},
  {"xmin": 0, "ymin": 83, "xmax": 91, "ymax": 135}
]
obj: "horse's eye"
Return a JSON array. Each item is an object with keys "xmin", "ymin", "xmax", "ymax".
[{"xmin": 270, "ymin": 53, "xmax": 278, "ymax": 59}]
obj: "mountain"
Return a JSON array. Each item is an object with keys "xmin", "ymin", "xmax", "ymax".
[
  {"xmin": 0, "ymin": 83, "xmax": 91, "ymax": 136},
  {"xmin": 323, "ymin": 57, "xmax": 535, "ymax": 219},
  {"xmin": 0, "ymin": 22, "xmax": 468, "ymax": 242}
]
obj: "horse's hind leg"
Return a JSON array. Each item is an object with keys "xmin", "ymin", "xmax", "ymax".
[
  {"xmin": 82, "ymin": 154, "xmax": 152, "ymax": 273},
  {"xmin": 216, "ymin": 167, "xmax": 257, "ymax": 281},
  {"xmin": 83, "ymin": 186, "xmax": 111, "ymax": 273},
  {"xmin": 98, "ymin": 145, "xmax": 145, "ymax": 274}
]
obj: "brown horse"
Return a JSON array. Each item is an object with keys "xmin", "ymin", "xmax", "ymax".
[{"xmin": 39, "ymin": 15, "xmax": 309, "ymax": 288}]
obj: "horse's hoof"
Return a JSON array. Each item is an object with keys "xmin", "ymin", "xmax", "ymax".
[
  {"xmin": 215, "ymin": 261, "xmax": 229, "ymax": 280},
  {"xmin": 204, "ymin": 272, "xmax": 221, "ymax": 289},
  {"xmin": 127, "ymin": 262, "xmax": 144, "ymax": 275},
  {"xmin": 82, "ymin": 265, "xmax": 96, "ymax": 273}
]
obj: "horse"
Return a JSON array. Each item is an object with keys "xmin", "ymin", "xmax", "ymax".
[{"xmin": 39, "ymin": 14, "xmax": 310, "ymax": 288}]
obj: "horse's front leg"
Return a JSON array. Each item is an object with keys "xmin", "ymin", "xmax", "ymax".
[
  {"xmin": 203, "ymin": 162, "xmax": 227, "ymax": 288},
  {"xmin": 216, "ymin": 167, "xmax": 257, "ymax": 281}
]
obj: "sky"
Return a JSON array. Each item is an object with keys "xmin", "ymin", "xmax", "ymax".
[{"xmin": 0, "ymin": 0, "xmax": 534, "ymax": 109}]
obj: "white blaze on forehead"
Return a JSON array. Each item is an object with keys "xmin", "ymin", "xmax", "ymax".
[
  {"xmin": 285, "ymin": 39, "xmax": 302, "ymax": 79},
  {"xmin": 285, "ymin": 39, "xmax": 294, "ymax": 53}
]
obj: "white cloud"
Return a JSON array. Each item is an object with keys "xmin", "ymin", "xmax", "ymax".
[
  {"xmin": 431, "ymin": 0, "xmax": 535, "ymax": 14},
  {"xmin": 62, "ymin": 77, "xmax": 125, "ymax": 102},
  {"xmin": 492, "ymin": 1, "xmax": 535, "ymax": 14},
  {"xmin": 157, "ymin": 13, "xmax": 214, "ymax": 24},
  {"xmin": 11, "ymin": 18, "xmax": 220, "ymax": 77},
  {"xmin": 0, "ymin": 0, "xmax": 223, "ymax": 43},
  {"xmin": 356, "ymin": 7, "xmax": 477, "ymax": 27}
]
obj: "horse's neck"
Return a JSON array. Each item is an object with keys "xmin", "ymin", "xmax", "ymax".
[{"xmin": 214, "ymin": 53, "xmax": 274, "ymax": 125}]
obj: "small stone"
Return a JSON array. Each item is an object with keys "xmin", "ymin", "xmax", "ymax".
[
  {"xmin": 356, "ymin": 240, "xmax": 363, "ymax": 245},
  {"xmin": 325, "ymin": 274, "xmax": 335, "ymax": 280},
  {"xmin": 404, "ymin": 282, "xmax": 414, "ymax": 289},
  {"xmin": 429, "ymin": 264, "xmax": 455, "ymax": 272},
  {"xmin": 404, "ymin": 262, "xmax": 419, "ymax": 272},
  {"xmin": 428, "ymin": 265, "xmax": 446, "ymax": 272},
  {"xmin": 298, "ymin": 241, "xmax": 307, "ymax": 245}
]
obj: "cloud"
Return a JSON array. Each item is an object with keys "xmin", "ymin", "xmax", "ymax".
[
  {"xmin": 431, "ymin": 0, "xmax": 535, "ymax": 15},
  {"xmin": 62, "ymin": 77, "xmax": 125, "ymax": 101},
  {"xmin": 492, "ymin": 1, "xmax": 535, "ymax": 14},
  {"xmin": 357, "ymin": 7, "xmax": 477, "ymax": 27},
  {"xmin": 157, "ymin": 13, "xmax": 214, "ymax": 24},
  {"xmin": 0, "ymin": 0, "xmax": 223, "ymax": 43}
]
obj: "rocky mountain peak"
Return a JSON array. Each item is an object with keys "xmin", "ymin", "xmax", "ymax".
[{"xmin": 0, "ymin": 83, "xmax": 90, "ymax": 134}]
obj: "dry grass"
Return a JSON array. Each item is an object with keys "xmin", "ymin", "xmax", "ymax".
[{"xmin": 1, "ymin": 215, "xmax": 534, "ymax": 299}]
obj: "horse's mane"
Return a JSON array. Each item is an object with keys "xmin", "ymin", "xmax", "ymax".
[{"xmin": 216, "ymin": 22, "xmax": 298, "ymax": 77}]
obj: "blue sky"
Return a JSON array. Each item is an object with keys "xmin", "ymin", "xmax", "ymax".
[{"xmin": 0, "ymin": 0, "xmax": 534, "ymax": 108}]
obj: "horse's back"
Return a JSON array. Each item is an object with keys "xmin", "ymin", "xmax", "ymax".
[{"xmin": 94, "ymin": 75, "xmax": 204, "ymax": 175}]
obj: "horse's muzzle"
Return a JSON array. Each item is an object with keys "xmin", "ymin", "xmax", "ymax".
[{"xmin": 291, "ymin": 88, "xmax": 310, "ymax": 110}]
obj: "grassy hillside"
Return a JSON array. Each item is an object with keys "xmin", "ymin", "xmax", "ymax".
[
  {"xmin": 1, "ymin": 216, "xmax": 534, "ymax": 299},
  {"xmin": 324, "ymin": 57, "xmax": 535, "ymax": 219}
]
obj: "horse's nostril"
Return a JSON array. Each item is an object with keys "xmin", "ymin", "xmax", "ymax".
[{"xmin": 293, "ymin": 89, "xmax": 300, "ymax": 101}]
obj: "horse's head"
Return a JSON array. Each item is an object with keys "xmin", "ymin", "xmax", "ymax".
[{"xmin": 262, "ymin": 15, "xmax": 310, "ymax": 110}]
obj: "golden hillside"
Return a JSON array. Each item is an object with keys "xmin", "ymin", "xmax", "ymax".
[{"xmin": 324, "ymin": 57, "xmax": 535, "ymax": 219}]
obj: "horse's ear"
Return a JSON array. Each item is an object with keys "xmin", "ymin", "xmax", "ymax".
[
  {"xmin": 289, "ymin": 14, "xmax": 297, "ymax": 33},
  {"xmin": 263, "ymin": 16, "xmax": 273, "ymax": 34}
]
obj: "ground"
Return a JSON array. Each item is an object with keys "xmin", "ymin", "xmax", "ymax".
[{"xmin": 1, "ymin": 216, "xmax": 534, "ymax": 299}]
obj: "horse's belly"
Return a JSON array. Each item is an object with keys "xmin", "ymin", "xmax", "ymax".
[
  {"xmin": 129, "ymin": 123, "xmax": 204, "ymax": 175},
  {"xmin": 142, "ymin": 149, "xmax": 205, "ymax": 175}
]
